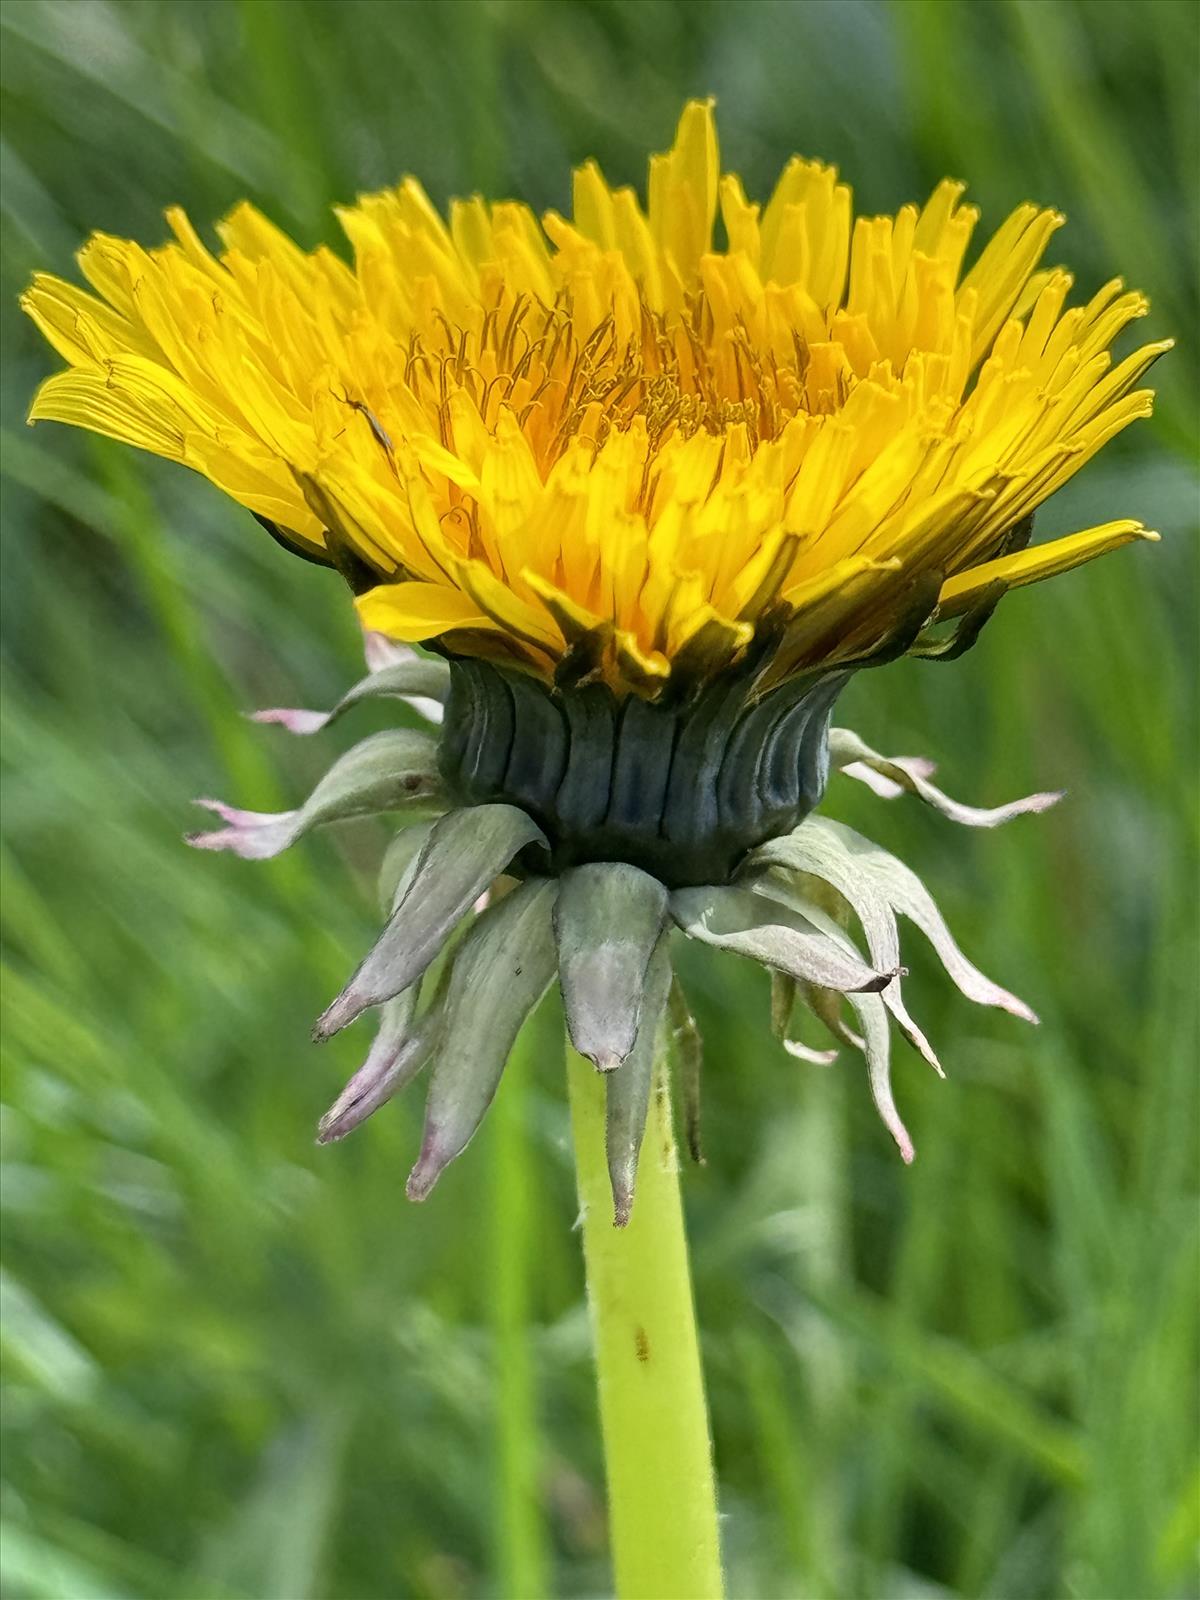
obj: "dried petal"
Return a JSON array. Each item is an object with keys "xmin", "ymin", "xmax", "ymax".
[{"xmin": 186, "ymin": 729, "xmax": 441, "ymax": 859}]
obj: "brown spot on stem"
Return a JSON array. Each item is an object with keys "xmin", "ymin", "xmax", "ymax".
[{"xmin": 634, "ymin": 1326, "xmax": 651, "ymax": 1363}]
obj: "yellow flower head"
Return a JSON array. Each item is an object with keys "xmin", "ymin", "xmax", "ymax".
[{"xmin": 23, "ymin": 100, "xmax": 1167, "ymax": 697}]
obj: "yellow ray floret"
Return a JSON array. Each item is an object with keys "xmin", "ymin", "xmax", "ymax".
[{"xmin": 22, "ymin": 100, "xmax": 1168, "ymax": 696}]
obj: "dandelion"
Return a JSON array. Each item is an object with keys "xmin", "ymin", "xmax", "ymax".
[{"xmin": 23, "ymin": 100, "xmax": 1167, "ymax": 1600}]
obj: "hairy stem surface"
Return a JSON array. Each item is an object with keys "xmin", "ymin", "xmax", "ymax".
[
  {"xmin": 567, "ymin": 1040, "xmax": 723, "ymax": 1600},
  {"xmin": 490, "ymin": 1031, "xmax": 547, "ymax": 1598}
]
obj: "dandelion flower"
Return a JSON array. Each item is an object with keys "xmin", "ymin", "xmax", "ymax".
[{"xmin": 23, "ymin": 100, "xmax": 1168, "ymax": 1222}]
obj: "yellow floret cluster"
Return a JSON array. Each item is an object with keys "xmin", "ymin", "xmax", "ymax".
[{"xmin": 23, "ymin": 101, "xmax": 1166, "ymax": 695}]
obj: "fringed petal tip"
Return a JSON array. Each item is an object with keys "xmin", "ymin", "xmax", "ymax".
[
  {"xmin": 247, "ymin": 696, "xmax": 444, "ymax": 735},
  {"xmin": 246, "ymin": 706, "xmax": 333, "ymax": 735},
  {"xmin": 316, "ymin": 996, "xmax": 431, "ymax": 1140},
  {"xmin": 247, "ymin": 653, "xmax": 450, "ymax": 738},
  {"xmin": 316, "ymin": 1081, "xmax": 387, "ymax": 1145},
  {"xmin": 311, "ymin": 993, "xmax": 362, "ymax": 1044},
  {"xmin": 315, "ymin": 1112, "xmax": 351, "ymax": 1145},
  {"xmin": 185, "ymin": 729, "xmax": 442, "ymax": 862},
  {"xmin": 185, "ymin": 798, "xmax": 300, "ymax": 859},
  {"xmin": 405, "ymin": 1142, "xmax": 442, "ymax": 1202},
  {"xmin": 190, "ymin": 797, "xmax": 262, "ymax": 827}
]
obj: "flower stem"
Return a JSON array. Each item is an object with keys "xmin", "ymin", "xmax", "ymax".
[
  {"xmin": 490, "ymin": 1029, "xmax": 548, "ymax": 1599},
  {"xmin": 567, "ymin": 1039, "xmax": 724, "ymax": 1600}
]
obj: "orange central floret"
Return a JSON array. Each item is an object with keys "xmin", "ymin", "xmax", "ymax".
[
  {"xmin": 23, "ymin": 100, "xmax": 1167, "ymax": 697},
  {"xmin": 397, "ymin": 289, "xmax": 817, "ymax": 469}
]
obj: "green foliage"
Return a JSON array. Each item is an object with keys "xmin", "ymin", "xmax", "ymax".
[{"xmin": 2, "ymin": 2, "xmax": 1196, "ymax": 1595}]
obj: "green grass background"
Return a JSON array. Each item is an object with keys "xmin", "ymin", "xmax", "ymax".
[{"xmin": 2, "ymin": 2, "xmax": 1197, "ymax": 1596}]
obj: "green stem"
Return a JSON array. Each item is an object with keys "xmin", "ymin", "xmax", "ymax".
[
  {"xmin": 490, "ymin": 1030, "xmax": 548, "ymax": 1599},
  {"xmin": 567, "ymin": 1040, "xmax": 724, "ymax": 1600}
]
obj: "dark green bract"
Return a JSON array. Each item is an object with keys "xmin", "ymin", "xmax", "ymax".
[{"xmin": 438, "ymin": 658, "xmax": 848, "ymax": 887}]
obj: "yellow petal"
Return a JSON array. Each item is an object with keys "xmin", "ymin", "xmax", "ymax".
[
  {"xmin": 28, "ymin": 369, "xmax": 185, "ymax": 458},
  {"xmin": 938, "ymin": 521, "xmax": 1158, "ymax": 617},
  {"xmin": 20, "ymin": 274, "xmax": 156, "ymax": 366},
  {"xmin": 19, "ymin": 103, "xmax": 1170, "ymax": 703},
  {"xmin": 451, "ymin": 554, "xmax": 563, "ymax": 654},
  {"xmin": 648, "ymin": 98, "xmax": 718, "ymax": 285},
  {"xmin": 761, "ymin": 555, "xmax": 901, "ymax": 685},
  {"xmin": 355, "ymin": 581, "xmax": 498, "ymax": 641}
]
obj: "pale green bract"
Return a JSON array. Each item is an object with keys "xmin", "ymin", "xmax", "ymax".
[{"xmin": 189, "ymin": 634, "xmax": 1056, "ymax": 1223}]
